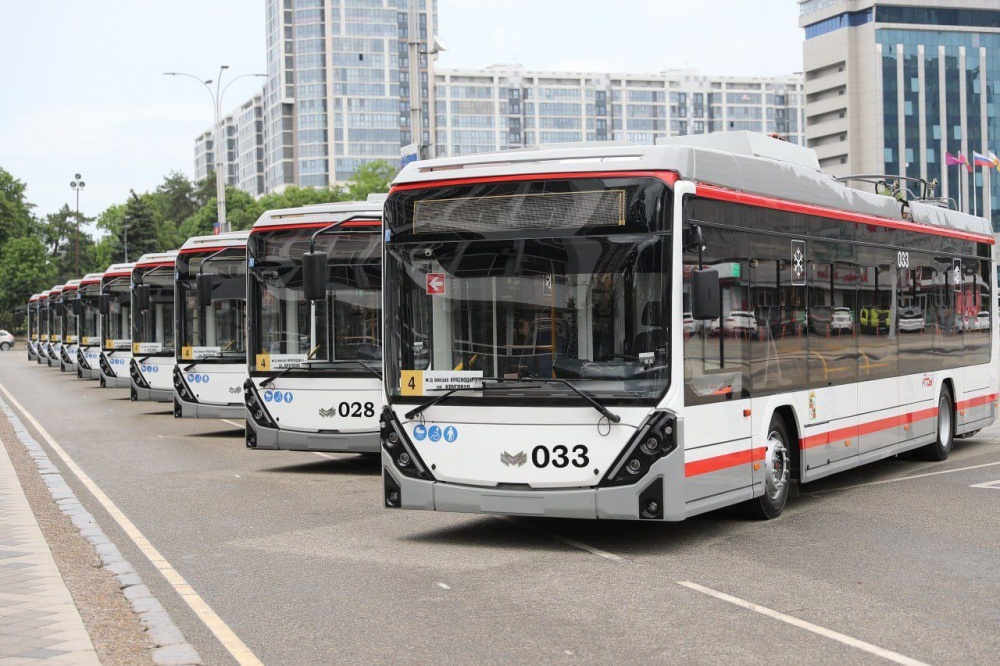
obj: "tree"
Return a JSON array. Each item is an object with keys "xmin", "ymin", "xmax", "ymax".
[
  {"xmin": 346, "ymin": 160, "xmax": 396, "ymax": 201},
  {"xmin": 0, "ymin": 236, "xmax": 55, "ymax": 331},
  {"xmin": 155, "ymin": 171, "xmax": 202, "ymax": 224},
  {"xmin": 0, "ymin": 167, "xmax": 35, "ymax": 250},
  {"xmin": 121, "ymin": 191, "xmax": 160, "ymax": 262}
]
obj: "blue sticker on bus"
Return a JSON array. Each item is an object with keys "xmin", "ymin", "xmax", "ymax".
[
  {"xmin": 274, "ymin": 391, "xmax": 284, "ymax": 403},
  {"xmin": 428, "ymin": 425, "xmax": 442, "ymax": 442},
  {"xmin": 443, "ymin": 426, "xmax": 458, "ymax": 442},
  {"xmin": 413, "ymin": 424, "xmax": 427, "ymax": 441},
  {"xmin": 263, "ymin": 390, "xmax": 274, "ymax": 402},
  {"xmin": 283, "ymin": 391, "xmax": 293, "ymax": 403}
]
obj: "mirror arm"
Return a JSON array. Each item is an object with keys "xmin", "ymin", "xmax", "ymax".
[{"xmin": 307, "ymin": 213, "xmax": 374, "ymax": 252}]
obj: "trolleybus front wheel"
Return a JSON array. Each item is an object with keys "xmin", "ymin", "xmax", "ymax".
[{"xmin": 743, "ymin": 415, "xmax": 791, "ymax": 520}]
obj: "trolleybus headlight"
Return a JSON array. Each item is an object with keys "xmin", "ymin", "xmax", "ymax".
[
  {"xmin": 380, "ymin": 407, "xmax": 433, "ymax": 480},
  {"xmin": 384, "ymin": 471, "xmax": 402, "ymax": 508},
  {"xmin": 387, "ymin": 432, "xmax": 399, "ymax": 446},
  {"xmin": 601, "ymin": 412, "xmax": 677, "ymax": 487},
  {"xmin": 397, "ymin": 452, "xmax": 410, "ymax": 467}
]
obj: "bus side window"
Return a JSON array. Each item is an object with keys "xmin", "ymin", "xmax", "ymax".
[{"xmin": 683, "ymin": 226, "xmax": 750, "ymax": 405}]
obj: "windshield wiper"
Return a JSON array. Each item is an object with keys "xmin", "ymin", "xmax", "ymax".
[
  {"xmin": 183, "ymin": 353, "xmax": 243, "ymax": 371},
  {"xmin": 403, "ymin": 376, "xmax": 620, "ymax": 424},
  {"xmin": 303, "ymin": 359, "xmax": 382, "ymax": 380}
]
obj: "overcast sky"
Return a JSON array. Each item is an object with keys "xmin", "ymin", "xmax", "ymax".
[{"xmin": 0, "ymin": 0, "xmax": 803, "ymax": 220}]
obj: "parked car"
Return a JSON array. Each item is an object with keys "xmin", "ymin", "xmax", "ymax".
[
  {"xmin": 860, "ymin": 306, "xmax": 891, "ymax": 333},
  {"xmin": 710, "ymin": 311, "xmax": 758, "ymax": 337},
  {"xmin": 960, "ymin": 311, "xmax": 990, "ymax": 332},
  {"xmin": 0, "ymin": 329, "xmax": 14, "ymax": 351},
  {"xmin": 897, "ymin": 307, "xmax": 925, "ymax": 333},
  {"xmin": 683, "ymin": 312, "xmax": 698, "ymax": 335},
  {"xmin": 831, "ymin": 307, "xmax": 854, "ymax": 333}
]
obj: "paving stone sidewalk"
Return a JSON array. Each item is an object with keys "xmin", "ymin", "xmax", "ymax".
[{"xmin": 0, "ymin": 436, "xmax": 99, "ymax": 665}]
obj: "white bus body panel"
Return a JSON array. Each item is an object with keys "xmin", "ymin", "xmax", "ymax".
[
  {"xmin": 132, "ymin": 356, "xmax": 174, "ymax": 402},
  {"xmin": 175, "ymin": 364, "xmax": 246, "ymax": 418},
  {"xmin": 248, "ymin": 376, "xmax": 381, "ymax": 452}
]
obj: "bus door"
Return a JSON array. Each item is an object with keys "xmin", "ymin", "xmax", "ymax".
[{"xmin": 682, "ymin": 223, "xmax": 754, "ymax": 505}]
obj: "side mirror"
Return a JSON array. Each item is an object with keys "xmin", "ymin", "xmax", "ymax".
[
  {"xmin": 99, "ymin": 294, "xmax": 111, "ymax": 315},
  {"xmin": 302, "ymin": 252, "xmax": 329, "ymax": 302},
  {"xmin": 135, "ymin": 284, "xmax": 151, "ymax": 311},
  {"xmin": 691, "ymin": 269, "xmax": 721, "ymax": 320},
  {"xmin": 196, "ymin": 273, "xmax": 215, "ymax": 309},
  {"xmin": 72, "ymin": 300, "xmax": 84, "ymax": 317}
]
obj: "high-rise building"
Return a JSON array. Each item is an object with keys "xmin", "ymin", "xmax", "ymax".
[
  {"xmin": 433, "ymin": 65, "xmax": 804, "ymax": 157},
  {"xmin": 193, "ymin": 96, "xmax": 266, "ymax": 197},
  {"xmin": 259, "ymin": 0, "xmax": 437, "ymax": 192},
  {"xmin": 800, "ymin": 0, "xmax": 1000, "ymax": 227}
]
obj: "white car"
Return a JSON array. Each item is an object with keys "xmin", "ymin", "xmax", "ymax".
[
  {"xmin": 831, "ymin": 307, "xmax": 854, "ymax": 333},
  {"xmin": 0, "ymin": 330, "xmax": 14, "ymax": 351},
  {"xmin": 683, "ymin": 312, "xmax": 698, "ymax": 335},
  {"xmin": 710, "ymin": 311, "xmax": 758, "ymax": 336},
  {"xmin": 897, "ymin": 307, "xmax": 925, "ymax": 333},
  {"xmin": 961, "ymin": 312, "xmax": 990, "ymax": 332}
]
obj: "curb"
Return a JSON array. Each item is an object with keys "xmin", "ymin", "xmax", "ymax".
[{"xmin": 0, "ymin": 396, "xmax": 203, "ymax": 666}]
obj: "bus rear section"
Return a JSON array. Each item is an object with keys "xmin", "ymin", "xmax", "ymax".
[
  {"xmin": 130, "ymin": 251, "xmax": 179, "ymax": 402},
  {"xmin": 174, "ymin": 232, "xmax": 250, "ymax": 419},
  {"xmin": 380, "ymin": 136, "xmax": 997, "ymax": 521},
  {"xmin": 245, "ymin": 198, "xmax": 384, "ymax": 453},
  {"xmin": 99, "ymin": 263, "xmax": 135, "ymax": 389},
  {"xmin": 76, "ymin": 273, "xmax": 105, "ymax": 380},
  {"xmin": 36, "ymin": 291, "xmax": 52, "ymax": 365},
  {"xmin": 27, "ymin": 294, "xmax": 40, "ymax": 361},
  {"xmin": 58, "ymin": 279, "xmax": 82, "ymax": 372}
]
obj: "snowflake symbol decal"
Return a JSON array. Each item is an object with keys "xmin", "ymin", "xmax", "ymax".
[{"xmin": 792, "ymin": 248, "xmax": 804, "ymax": 279}]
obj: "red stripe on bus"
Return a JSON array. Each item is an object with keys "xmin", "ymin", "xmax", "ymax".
[
  {"xmin": 685, "ymin": 447, "xmax": 767, "ymax": 477},
  {"xmin": 801, "ymin": 406, "xmax": 941, "ymax": 449},
  {"xmin": 134, "ymin": 262, "xmax": 175, "ymax": 269},
  {"xmin": 956, "ymin": 393, "xmax": 998, "ymax": 410},
  {"xmin": 248, "ymin": 219, "xmax": 382, "ymax": 234},
  {"xmin": 389, "ymin": 170, "xmax": 680, "ymax": 193},
  {"xmin": 696, "ymin": 184, "xmax": 995, "ymax": 245}
]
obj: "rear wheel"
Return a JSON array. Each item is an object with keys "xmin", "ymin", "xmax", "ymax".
[
  {"xmin": 0, "ymin": 342, "xmax": 10, "ymax": 351},
  {"xmin": 922, "ymin": 388, "xmax": 954, "ymax": 461},
  {"xmin": 743, "ymin": 415, "xmax": 791, "ymax": 520}
]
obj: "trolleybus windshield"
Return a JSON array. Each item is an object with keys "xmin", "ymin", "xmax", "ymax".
[
  {"xmin": 103, "ymin": 279, "xmax": 131, "ymax": 351},
  {"xmin": 384, "ymin": 176, "xmax": 671, "ymax": 405},
  {"xmin": 132, "ymin": 268, "xmax": 175, "ymax": 354},
  {"xmin": 249, "ymin": 227, "xmax": 382, "ymax": 374},
  {"xmin": 177, "ymin": 249, "xmax": 246, "ymax": 361},
  {"xmin": 78, "ymin": 284, "xmax": 101, "ymax": 344}
]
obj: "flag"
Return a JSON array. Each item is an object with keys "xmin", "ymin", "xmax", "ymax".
[
  {"xmin": 989, "ymin": 151, "xmax": 1000, "ymax": 172},
  {"xmin": 212, "ymin": 222, "xmax": 221, "ymax": 236},
  {"xmin": 972, "ymin": 151, "xmax": 993, "ymax": 167},
  {"xmin": 960, "ymin": 153, "xmax": 973, "ymax": 173},
  {"xmin": 945, "ymin": 152, "xmax": 964, "ymax": 166}
]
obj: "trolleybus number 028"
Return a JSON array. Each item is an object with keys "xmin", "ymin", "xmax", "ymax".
[{"xmin": 532, "ymin": 444, "xmax": 590, "ymax": 469}]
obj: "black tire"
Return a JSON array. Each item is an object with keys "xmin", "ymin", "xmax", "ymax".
[
  {"xmin": 922, "ymin": 388, "xmax": 954, "ymax": 461},
  {"xmin": 742, "ymin": 415, "xmax": 792, "ymax": 520},
  {"xmin": 0, "ymin": 342, "xmax": 10, "ymax": 351}
]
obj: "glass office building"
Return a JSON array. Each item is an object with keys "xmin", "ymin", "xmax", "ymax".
[{"xmin": 801, "ymin": 0, "xmax": 1000, "ymax": 229}]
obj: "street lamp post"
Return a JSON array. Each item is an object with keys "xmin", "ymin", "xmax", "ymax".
[
  {"xmin": 70, "ymin": 174, "xmax": 85, "ymax": 275},
  {"xmin": 164, "ymin": 67, "xmax": 265, "ymax": 234}
]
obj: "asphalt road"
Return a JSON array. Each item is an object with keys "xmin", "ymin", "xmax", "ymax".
[{"xmin": 2, "ymin": 351, "xmax": 999, "ymax": 664}]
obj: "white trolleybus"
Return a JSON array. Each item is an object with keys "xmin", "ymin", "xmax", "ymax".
[
  {"xmin": 46, "ymin": 285, "xmax": 66, "ymax": 368},
  {"xmin": 129, "ymin": 251, "xmax": 179, "ymax": 402},
  {"xmin": 36, "ymin": 290, "xmax": 53, "ymax": 365},
  {"xmin": 244, "ymin": 198, "xmax": 385, "ymax": 452},
  {"xmin": 173, "ymin": 231, "xmax": 250, "ymax": 419},
  {"xmin": 379, "ymin": 133, "xmax": 997, "ymax": 521},
  {"xmin": 98, "ymin": 263, "xmax": 135, "ymax": 389},
  {"xmin": 75, "ymin": 272, "xmax": 105, "ymax": 380},
  {"xmin": 57, "ymin": 279, "xmax": 82, "ymax": 372},
  {"xmin": 27, "ymin": 294, "xmax": 41, "ymax": 362}
]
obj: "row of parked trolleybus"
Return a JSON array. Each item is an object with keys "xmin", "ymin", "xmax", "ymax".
[{"xmin": 19, "ymin": 134, "xmax": 1000, "ymax": 522}]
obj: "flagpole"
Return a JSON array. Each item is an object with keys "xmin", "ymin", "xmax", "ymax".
[{"xmin": 973, "ymin": 165, "xmax": 978, "ymax": 218}]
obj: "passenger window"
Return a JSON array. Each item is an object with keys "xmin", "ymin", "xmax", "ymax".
[{"xmin": 683, "ymin": 226, "xmax": 750, "ymax": 405}]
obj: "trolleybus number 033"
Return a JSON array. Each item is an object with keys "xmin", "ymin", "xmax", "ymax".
[{"xmin": 531, "ymin": 445, "xmax": 590, "ymax": 469}]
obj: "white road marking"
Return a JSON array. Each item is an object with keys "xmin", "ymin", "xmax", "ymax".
[
  {"xmin": 500, "ymin": 517, "xmax": 624, "ymax": 562},
  {"xmin": 221, "ymin": 419, "xmax": 243, "ymax": 429},
  {"xmin": 841, "ymin": 461, "xmax": 1000, "ymax": 489},
  {"xmin": 437, "ymin": 582, "xmax": 451, "ymax": 590},
  {"xmin": 0, "ymin": 383, "xmax": 264, "ymax": 666},
  {"xmin": 969, "ymin": 479, "xmax": 1000, "ymax": 489},
  {"xmin": 677, "ymin": 581, "xmax": 928, "ymax": 666}
]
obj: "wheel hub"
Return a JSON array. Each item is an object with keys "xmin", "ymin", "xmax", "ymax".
[{"xmin": 763, "ymin": 432, "xmax": 789, "ymax": 499}]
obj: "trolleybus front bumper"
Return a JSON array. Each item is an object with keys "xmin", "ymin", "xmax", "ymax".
[
  {"xmin": 132, "ymin": 385, "xmax": 173, "ymax": 403},
  {"xmin": 79, "ymin": 367, "xmax": 101, "ymax": 380},
  {"xmin": 382, "ymin": 450, "xmax": 686, "ymax": 521},
  {"xmin": 246, "ymin": 420, "xmax": 379, "ymax": 453},
  {"xmin": 175, "ymin": 398, "xmax": 244, "ymax": 420},
  {"xmin": 101, "ymin": 373, "xmax": 131, "ymax": 389}
]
